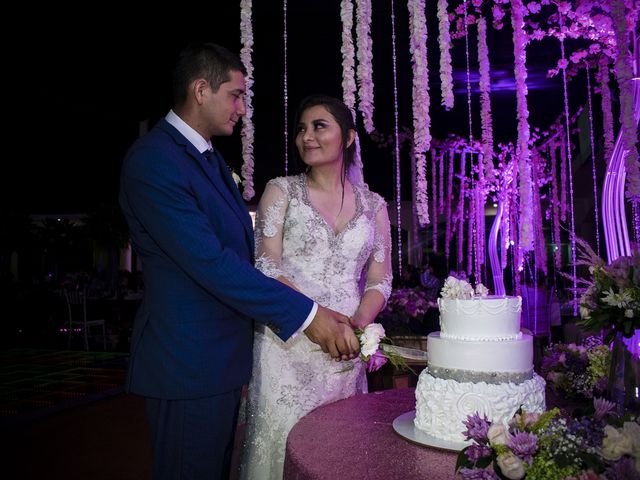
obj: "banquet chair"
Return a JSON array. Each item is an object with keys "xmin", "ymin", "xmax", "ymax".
[{"xmin": 63, "ymin": 287, "xmax": 107, "ymax": 350}]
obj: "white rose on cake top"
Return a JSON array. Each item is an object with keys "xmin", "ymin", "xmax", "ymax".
[{"xmin": 437, "ymin": 276, "xmax": 523, "ymax": 342}]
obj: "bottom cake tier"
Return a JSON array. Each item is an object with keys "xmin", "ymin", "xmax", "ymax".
[{"xmin": 414, "ymin": 371, "xmax": 546, "ymax": 444}]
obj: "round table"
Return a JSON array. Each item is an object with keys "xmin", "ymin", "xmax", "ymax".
[{"xmin": 283, "ymin": 388, "xmax": 458, "ymax": 480}]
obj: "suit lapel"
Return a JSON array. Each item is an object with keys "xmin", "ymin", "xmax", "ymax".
[
  {"xmin": 158, "ymin": 119, "xmax": 254, "ymax": 248},
  {"xmin": 189, "ymin": 146, "xmax": 254, "ymax": 242},
  {"xmin": 214, "ymin": 150, "xmax": 254, "ymax": 235}
]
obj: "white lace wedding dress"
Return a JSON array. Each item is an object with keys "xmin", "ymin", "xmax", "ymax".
[{"xmin": 239, "ymin": 174, "xmax": 392, "ymax": 480}]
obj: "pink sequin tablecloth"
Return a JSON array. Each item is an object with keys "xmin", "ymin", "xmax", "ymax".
[{"xmin": 283, "ymin": 388, "xmax": 458, "ymax": 480}]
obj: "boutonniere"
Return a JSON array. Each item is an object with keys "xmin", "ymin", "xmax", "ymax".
[{"xmin": 231, "ymin": 171, "xmax": 242, "ymax": 189}]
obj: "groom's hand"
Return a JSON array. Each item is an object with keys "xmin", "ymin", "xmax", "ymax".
[{"xmin": 304, "ymin": 306, "xmax": 360, "ymax": 360}]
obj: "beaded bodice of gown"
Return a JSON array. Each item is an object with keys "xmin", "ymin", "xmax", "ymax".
[
  {"xmin": 239, "ymin": 174, "xmax": 392, "ymax": 480},
  {"xmin": 254, "ymin": 174, "xmax": 392, "ymax": 315}
]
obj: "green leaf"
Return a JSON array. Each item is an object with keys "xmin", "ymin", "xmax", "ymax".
[{"xmin": 476, "ymin": 455, "xmax": 493, "ymax": 469}]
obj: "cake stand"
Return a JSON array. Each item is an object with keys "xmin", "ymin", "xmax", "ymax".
[{"xmin": 392, "ymin": 410, "xmax": 470, "ymax": 452}]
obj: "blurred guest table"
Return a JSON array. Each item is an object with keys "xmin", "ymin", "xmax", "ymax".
[{"xmin": 283, "ymin": 387, "xmax": 458, "ymax": 480}]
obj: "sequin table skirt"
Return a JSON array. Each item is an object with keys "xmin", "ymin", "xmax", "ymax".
[{"xmin": 283, "ymin": 387, "xmax": 457, "ymax": 480}]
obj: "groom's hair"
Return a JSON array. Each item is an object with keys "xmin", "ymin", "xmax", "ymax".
[
  {"xmin": 172, "ymin": 42, "xmax": 247, "ymax": 106},
  {"xmin": 291, "ymin": 95, "xmax": 357, "ymax": 175}
]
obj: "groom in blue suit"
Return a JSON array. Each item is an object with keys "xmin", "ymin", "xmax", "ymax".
[{"xmin": 120, "ymin": 43, "xmax": 360, "ymax": 480}]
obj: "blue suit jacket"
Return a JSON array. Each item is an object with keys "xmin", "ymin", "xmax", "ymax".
[{"xmin": 119, "ymin": 119, "xmax": 313, "ymax": 399}]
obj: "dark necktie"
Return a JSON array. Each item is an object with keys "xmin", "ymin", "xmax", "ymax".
[{"xmin": 203, "ymin": 149, "xmax": 238, "ymax": 194}]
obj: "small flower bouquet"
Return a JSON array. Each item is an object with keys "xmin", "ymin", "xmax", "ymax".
[
  {"xmin": 540, "ymin": 336, "xmax": 611, "ymax": 402},
  {"xmin": 456, "ymin": 399, "xmax": 640, "ymax": 479},
  {"xmin": 440, "ymin": 275, "xmax": 490, "ymax": 300},
  {"xmin": 354, "ymin": 323, "xmax": 411, "ymax": 373},
  {"xmin": 576, "ymin": 240, "xmax": 640, "ymax": 343}
]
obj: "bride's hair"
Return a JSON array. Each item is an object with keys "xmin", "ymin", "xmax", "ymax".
[{"xmin": 290, "ymin": 95, "xmax": 356, "ymax": 178}]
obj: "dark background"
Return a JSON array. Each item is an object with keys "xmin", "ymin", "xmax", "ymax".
[{"xmin": 4, "ymin": 2, "xmax": 584, "ymax": 214}]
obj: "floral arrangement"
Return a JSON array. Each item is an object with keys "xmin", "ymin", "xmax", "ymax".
[
  {"xmin": 540, "ymin": 336, "xmax": 610, "ymax": 402},
  {"xmin": 456, "ymin": 399, "xmax": 640, "ymax": 479},
  {"xmin": 440, "ymin": 275, "xmax": 490, "ymax": 300},
  {"xmin": 576, "ymin": 240, "xmax": 640, "ymax": 343},
  {"xmin": 354, "ymin": 323, "xmax": 410, "ymax": 373},
  {"xmin": 377, "ymin": 287, "xmax": 430, "ymax": 334}
]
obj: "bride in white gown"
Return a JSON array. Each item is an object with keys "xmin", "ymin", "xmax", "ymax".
[{"xmin": 239, "ymin": 95, "xmax": 392, "ymax": 480}]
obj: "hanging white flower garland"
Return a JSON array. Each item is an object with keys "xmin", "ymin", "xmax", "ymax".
[
  {"xmin": 341, "ymin": 0, "xmax": 365, "ymax": 187},
  {"xmin": 355, "ymin": 0, "xmax": 375, "ymax": 133},
  {"xmin": 408, "ymin": 0, "xmax": 431, "ymax": 226},
  {"xmin": 340, "ymin": 0, "xmax": 357, "ymax": 113},
  {"xmin": 477, "ymin": 15, "xmax": 494, "ymax": 183},
  {"xmin": 611, "ymin": 0, "xmax": 640, "ymax": 206},
  {"xmin": 597, "ymin": 57, "xmax": 615, "ymax": 167},
  {"xmin": 511, "ymin": 0, "xmax": 533, "ymax": 256},
  {"xmin": 437, "ymin": 0, "xmax": 454, "ymax": 111},
  {"xmin": 239, "ymin": 0, "xmax": 255, "ymax": 200}
]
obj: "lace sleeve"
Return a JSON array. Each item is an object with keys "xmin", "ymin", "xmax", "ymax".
[
  {"xmin": 254, "ymin": 178, "xmax": 288, "ymax": 279},
  {"xmin": 364, "ymin": 197, "xmax": 393, "ymax": 301}
]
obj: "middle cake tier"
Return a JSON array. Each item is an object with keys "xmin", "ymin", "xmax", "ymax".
[{"xmin": 427, "ymin": 332, "xmax": 534, "ymax": 384}]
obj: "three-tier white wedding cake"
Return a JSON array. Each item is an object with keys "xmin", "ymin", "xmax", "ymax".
[{"xmin": 413, "ymin": 277, "xmax": 546, "ymax": 445}]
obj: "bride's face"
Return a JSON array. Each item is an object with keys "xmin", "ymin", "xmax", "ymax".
[{"xmin": 295, "ymin": 105, "xmax": 345, "ymax": 168}]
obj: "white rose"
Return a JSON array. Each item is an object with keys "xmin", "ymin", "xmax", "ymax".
[
  {"xmin": 231, "ymin": 171, "xmax": 242, "ymax": 187},
  {"xmin": 487, "ymin": 424, "xmax": 510, "ymax": 446},
  {"xmin": 360, "ymin": 335, "xmax": 379, "ymax": 357},
  {"xmin": 359, "ymin": 323, "xmax": 385, "ymax": 357},
  {"xmin": 364, "ymin": 323, "xmax": 385, "ymax": 340},
  {"xmin": 622, "ymin": 421, "xmax": 640, "ymax": 457},
  {"xmin": 496, "ymin": 452, "xmax": 525, "ymax": 480},
  {"xmin": 475, "ymin": 283, "xmax": 490, "ymax": 297},
  {"xmin": 601, "ymin": 425, "xmax": 634, "ymax": 460}
]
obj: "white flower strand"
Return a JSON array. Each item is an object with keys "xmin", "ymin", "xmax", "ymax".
[
  {"xmin": 283, "ymin": 0, "xmax": 289, "ymax": 175},
  {"xmin": 239, "ymin": 0, "xmax": 255, "ymax": 200},
  {"xmin": 408, "ymin": 0, "xmax": 431, "ymax": 226},
  {"xmin": 341, "ymin": 0, "xmax": 365, "ymax": 186},
  {"xmin": 437, "ymin": 0, "xmax": 454, "ymax": 110},
  {"xmin": 340, "ymin": 0, "xmax": 357, "ymax": 114},
  {"xmin": 611, "ymin": 0, "xmax": 640, "ymax": 206},
  {"xmin": 477, "ymin": 15, "xmax": 494, "ymax": 183},
  {"xmin": 355, "ymin": 0, "xmax": 375, "ymax": 133},
  {"xmin": 560, "ymin": 37, "xmax": 578, "ymax": 316},
  {"xmin": 390, "ymin": 0, "xmax": 402, "ymax": 274},
  {"xmin": 511, "ymin": 0, "xmax": 533, "ymax": 254}
]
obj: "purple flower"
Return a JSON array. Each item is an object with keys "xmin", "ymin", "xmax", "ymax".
[
  {"xmin": 593, "ymin": 397, "xmax": 616, "ymax": 420},
  {"xmin": 458, "ymin": 468, "xmax": 500, "ymax": 480},
  {"xmin": 366, "ymin": 350, "xmax": 387, "ymax": 372},
  {"xmin": 508, "ymin": 431, "xmax": 538, "ymax": 463},
  {"xmin": 463, "ymin": 413, "xmax": 491, "ymax": 442},
  {"xmin": 465, "ymin": 444, "xmax": 493, "ymax": 463}
]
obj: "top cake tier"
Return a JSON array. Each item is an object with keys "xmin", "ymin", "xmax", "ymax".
[{"xmin": 437, "ymin": 296, "xmax": 522, "ymax": 341}]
